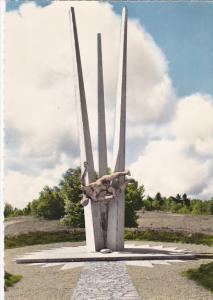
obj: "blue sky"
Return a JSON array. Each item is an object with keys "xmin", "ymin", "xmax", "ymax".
[
  {"xmin": 112, "ymin": 2, "xmax": 213, "ymax": 98},
  {"xmin": 6, "ymin": 1, "xmax": 213, "ymax": 98},
  {"xmin": 6, "ymin": 0, "xmax": 53, "ymax": 11}
]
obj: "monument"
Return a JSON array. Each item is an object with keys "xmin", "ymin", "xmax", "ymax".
[
  {"xmin": 69, "ymin": 6, "xmax": 130, "ymax": 252},
  {"xmin": 15, "ymin": 6, "xmax": 198, "ymax": 279}
]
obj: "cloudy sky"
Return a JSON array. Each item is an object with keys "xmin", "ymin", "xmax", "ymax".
[{"xmin": 4, "ymin": 1, "xmax": 213, "ymax": 208}]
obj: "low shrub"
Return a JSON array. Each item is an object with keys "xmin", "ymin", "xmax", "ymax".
[
  {"xmin": 5, "ymin": 272, "xmax": 22, "ymax": 290},
  {"xmin": 5, "ymin": 230, "xmax": 85, "ymax": 249},
  {"xmin": 182, "ymin": 262, "xmax": 213, "ymax": 292},
  {"xmin": 124, "ymin": 229, "xmax": 213, "ymax": 246}
]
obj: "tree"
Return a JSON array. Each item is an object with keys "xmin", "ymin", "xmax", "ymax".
[
  {"xmin": 162, "ymin": 197, "xmax": 172, "ymax": 211},
  {"xmin": 35, "ymin": 186, "xmax": 65, "ymax": 220},
  {"xmin": 175, "ymin": 194, "xmax": 182, "ymax": 204},
  {"xmin": 30, "ymin": 199, "xmax": 39, "ymax": 216},
  {"xmin": 59, "ymin": 168, "xmax": 84, "ymax": 227},
  {"xmin": 125, "ymin": 182, "xmax": 144, "ymax": 227},
  {"xmin": 4, "ymin": 203, "xmax": 14, "ymax": 218},
  {"xmin": 182, "ymin": 193, "xmax": 190, "ymax": 207}
]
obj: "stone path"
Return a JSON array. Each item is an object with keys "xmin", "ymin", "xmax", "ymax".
[{"xmin": 71, "ymin": 262, "xmax": 139, "ymax": 300}]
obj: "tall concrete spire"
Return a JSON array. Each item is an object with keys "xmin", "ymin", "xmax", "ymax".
[
  {"xmin": 107, "ymin": 7, "xmax": 128, "ymax": 250},
  {"xmin": 97, "ymin": 33, "xmax": 108, "ymax": 177},
  {"xmin": 69, "ymin": 7, "xmax": 104, "ymax": 252},
  {"xmin": 97, "ymin": 33, "xmax": 108, "ymax": 247}
]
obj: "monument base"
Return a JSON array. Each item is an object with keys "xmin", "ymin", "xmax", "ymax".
[{"xmin": 15, "ymin": 243, "xmax": 200, "ymax": 265}]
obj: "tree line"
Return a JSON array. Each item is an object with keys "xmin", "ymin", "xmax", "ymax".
[
  {"xmin": 143, "ymin": 192, "xmax": 213, "ymax": 215},
  {"xmin": 4, "ymin": 167, "xmax": 213, "ymax": 227}
]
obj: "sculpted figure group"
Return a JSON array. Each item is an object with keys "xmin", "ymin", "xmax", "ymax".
[{"xmin": 80, "ymin": 162, "xmax": 136, "ymax": 206}]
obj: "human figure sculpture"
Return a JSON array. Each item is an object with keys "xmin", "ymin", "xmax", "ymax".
[{"xmin": 80, "ymin": 161, "xmax": 136, "ymax": 206}]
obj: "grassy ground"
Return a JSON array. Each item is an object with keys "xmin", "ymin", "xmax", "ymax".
[
  {"xmin": 182, "ymin": 262, "xmax": 213, "ymax": 292},
  {"xmin": 124, "ymin": 228, "xmax": 213, "ymax": 247},
  {"xmin": 5, "ymin": 229, "xmax": 85, "ymax": 249},
  {"xmin": 5, "ymin": 228, "xmax": 213, "ymax": 249},
  {"xmin": 5, "ymin": 271, "xmax": 22, "ymax": 290}
]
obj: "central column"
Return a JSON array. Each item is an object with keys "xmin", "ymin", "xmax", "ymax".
[{"xmin": 97, "ymin": 33, "xmax": 108, "ymax": 248}]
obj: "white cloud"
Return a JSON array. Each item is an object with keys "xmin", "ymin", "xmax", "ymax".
[
  {"xmin": 4, "ymin": 1, "xmax": 212, "ymax": 207},
  {"xmin": 5, "ymin": 1, "xmax": 174, "ymax": 149},
  {"xmin": 4, "ymin": 155, "xmax": 79, "ymax": 208},
  {"xmin": 172, "ymin": 93, "xmax": 213, "ymax": 155},
  {"xmin": 130, "ymin": 139, "xmax": 212, "ymax": 197},
  {"xmin": 5, "ymin": 1, "xmax": 175, "ymax": 207},
  {"xmin": 130, "ymin": 94, "xmax": 213, "ymax": 199}
]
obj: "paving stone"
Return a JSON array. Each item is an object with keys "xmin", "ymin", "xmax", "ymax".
[{"xmin": 71, "ymin": 261, "xmax": 139, "ymax": 300}]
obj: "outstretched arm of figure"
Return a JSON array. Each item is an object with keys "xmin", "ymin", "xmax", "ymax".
[
  {"xmin": 81, "ymin": 161, "xmax": 88, "ymax": 186},
  {"xmin": 108, "ymin": 170, "xmax": 130, "ymax": 181}
]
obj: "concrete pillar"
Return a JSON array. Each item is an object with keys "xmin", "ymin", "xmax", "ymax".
[
  {"xmin": 107, "ymin": 7, "xmax": 128, "ymax": 251},
  {"xmin": 69, "ymin": 7, "xmax": 104, "ymax": 252},
  {"xmin": 97, "ymin": 33, "xmax": 108, "ymax": 247}
]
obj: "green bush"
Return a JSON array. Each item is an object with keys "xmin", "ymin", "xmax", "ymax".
[
  {"xmin": 178, "ymin": 206, "xmax": 190, "ymax": 214},
  {"xmin": 5, "ymin": 272, "xmax": 22, "ymax": 290},
  {"xmin": 143, "ymin": 199, "xmax": 152, "ymax": 211},
  {"xmin": 182, "ymin": 262, "xmax": 213, "ymax": 292}
]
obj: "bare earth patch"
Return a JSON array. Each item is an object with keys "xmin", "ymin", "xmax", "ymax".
[
  {"xmin": 5, "ymin": 216, "xmax": 70, "ymax": 236},
  {"xmin": 137, "ymin": 211, "xmax": 213, "ymax": 235}
]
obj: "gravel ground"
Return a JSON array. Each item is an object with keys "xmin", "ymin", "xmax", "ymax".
[
  {"xmin": 4, "ymin": 242, "xmax": 84, "ymax": 300},
  {"xmin": 128, "ymin": 259, "xmax": 213, "ymax": 300},
  {"xmin": 126, "ymin": 241, "xmax": 213, "ymax": 300},
  {"xmin": 4, "ymin": 241, "xmax": 213, "ymax": 300}
]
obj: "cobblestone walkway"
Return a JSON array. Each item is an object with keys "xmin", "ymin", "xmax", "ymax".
[{"xmin": 71, "ymin": 261, "xmax": 140, "ymax": 300}]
